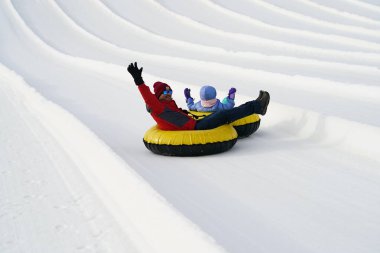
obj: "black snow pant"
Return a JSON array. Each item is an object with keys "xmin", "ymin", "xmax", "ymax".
[{"xmin": 194, "ymin": 100, "xmax": 261, "ymax": 130}]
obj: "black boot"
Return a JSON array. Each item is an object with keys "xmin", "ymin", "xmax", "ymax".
[
  {"xmin": 256, "ymin": 90, "xmax": 264, "ymax": 101},
  {"xmin": 257, "ymin": 91, "xmax": 270, "ymax": 115}
]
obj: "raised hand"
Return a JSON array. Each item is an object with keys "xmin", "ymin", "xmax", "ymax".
[
  {"xmin": 184, "ymin": 88, "xmax": 193, "ymax": 101},
  {"xmin": 127, "ymin": 62, "xmax": 144, "ymax": 85},
  {"xmin": 228, "ymin": 87, "xmax": 236, "ymax": 100}
]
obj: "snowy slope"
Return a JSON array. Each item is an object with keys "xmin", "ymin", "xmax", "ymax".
[{"xmin": 1, "ymin": 1, "xmax": 380, "ymax": 253}]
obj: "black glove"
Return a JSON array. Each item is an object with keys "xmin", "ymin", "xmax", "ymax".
[{"xmin": 127, "ymin": 62, "xmax": 144, "ymax": 85}]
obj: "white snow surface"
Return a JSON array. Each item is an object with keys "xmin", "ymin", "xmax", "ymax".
[{"xmin": 1, "ymin": 0, "xmax": 380, "ymax": 252}]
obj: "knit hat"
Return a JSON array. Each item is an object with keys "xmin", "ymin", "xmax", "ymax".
[
  {"xmin": 153, "ymin": 82, "xmax": 170, "ymax": 98},
  {"xmin": 200, "ymin": 85, "xmax": 217, "ymax": 101}
]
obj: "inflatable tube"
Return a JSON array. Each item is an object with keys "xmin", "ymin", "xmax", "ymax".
[
  {"xmin": 189, "ymin": 111, "xmax": 261, "ymax": 138},
  {"xmin": 230, "ymin": 114, "xmax": 261, "ymax": 138},
  {"xmin": 143, "ymin": 125, "xmax": 238, "ymax": 156}
]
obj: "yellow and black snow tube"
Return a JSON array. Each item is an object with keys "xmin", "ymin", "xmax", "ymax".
[
  {"xmin": 189, "ymin": 111, "xmax": 261, "ymax": 138},
  {"xmin": 143, "ymin": 124, "xmax": 238, "ymax": 156}
]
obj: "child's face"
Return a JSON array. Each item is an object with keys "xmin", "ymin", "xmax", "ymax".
[{"xmin": 159, "ymin": 87, "xmax": 173, "ymax": 101}]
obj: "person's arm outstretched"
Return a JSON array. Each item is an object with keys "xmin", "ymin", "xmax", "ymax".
[
  {"xmin": 184, "ymin": 88, "xmax": 197, "ymax": 110},
  {"xmin": 127, "ymin": 62, "xmax": 163, "ymax": 113},
  {"xmin": 221, "ymin": 87, "xmax": 236, "ymax": 110}
]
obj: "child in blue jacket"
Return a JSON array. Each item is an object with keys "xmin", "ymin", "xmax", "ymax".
[{"xmin": 184, "ymin": 85, "xmax": 236, "ymax": 112}]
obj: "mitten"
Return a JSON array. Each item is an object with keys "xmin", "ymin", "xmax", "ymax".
[
  {"xmin": 184, "ymin": 88, "xmax": 193, "ymax": 101},
  {"xmin": 127, "ymin": 62, "xmax": 144, "ymax": 85},
  {"xmin": 228, "ymin": 87, "xmax": 236, "ymax": 100}
]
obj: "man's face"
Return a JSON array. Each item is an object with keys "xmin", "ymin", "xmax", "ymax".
[{"xmin": 159, "ymin": 86, "xmax": 173, "ymax": 101}]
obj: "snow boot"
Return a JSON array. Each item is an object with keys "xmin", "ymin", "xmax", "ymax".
[
  {"xmin": 256, "ymin": 90, "xmax": 265, "ymax": 101},
  {"xmin": 257, "ymin": 91, "xmax": 270, "ymax": 115}
]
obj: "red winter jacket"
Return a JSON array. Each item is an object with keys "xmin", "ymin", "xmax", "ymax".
[{"xmin": 138, "ymin": 84, "xmax": 197, "ymax": 130}]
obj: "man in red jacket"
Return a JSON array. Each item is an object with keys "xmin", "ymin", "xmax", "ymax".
[{"xmin": 127, "ymin": 62, "xmax": 270, "ymax": 131}]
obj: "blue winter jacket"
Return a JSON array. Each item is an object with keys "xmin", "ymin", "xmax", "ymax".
[{"xmin": 186, "ymin": 97, "xmax": 235, "ymax": 112}]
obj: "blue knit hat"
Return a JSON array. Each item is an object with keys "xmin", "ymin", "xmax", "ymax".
[{"xmin": 200, "ymin": 85, "xmax": 217, "ymax": 100}]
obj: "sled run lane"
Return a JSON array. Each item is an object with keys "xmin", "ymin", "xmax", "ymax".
[{"xmin": 0, "ymin": 65, "xmax": 226, "ymax": 253}]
